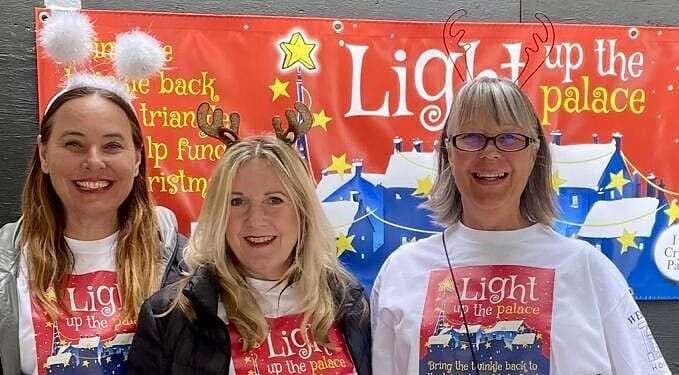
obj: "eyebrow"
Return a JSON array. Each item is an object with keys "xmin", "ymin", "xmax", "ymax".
[
  {"xmin": 59, "ymin": 131, "xmax": 125, "ymax": 140},
  {"xmin": 230, "ymin": 191, "xmax": 287, "ymax": 196}
]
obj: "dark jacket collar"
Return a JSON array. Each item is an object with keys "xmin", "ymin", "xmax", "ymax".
[{"xmin": 182, "ymin": 266, "xmax": 222, "ymax": 319}]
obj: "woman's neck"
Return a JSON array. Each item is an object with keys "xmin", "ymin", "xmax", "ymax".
[{"xmin": 64, "ymin": 212, "xmax": 118, "ymax": 240}]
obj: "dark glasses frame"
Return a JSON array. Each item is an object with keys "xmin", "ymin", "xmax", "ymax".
[{"xmin": 446, "ymin": 132, "xmax": 536, "ymax": 152}]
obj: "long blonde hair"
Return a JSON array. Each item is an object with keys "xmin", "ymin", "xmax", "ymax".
[
  {"xmin": 427, "ymin": 77, "xmax": 556, "ymax": 226},
  {"xmin": 20, "ymin": 87, "xmax": 162, "ymax": 321},
  {"xmin": 181, "ymin": 135, "xmax": 362, "ymax": 350}
]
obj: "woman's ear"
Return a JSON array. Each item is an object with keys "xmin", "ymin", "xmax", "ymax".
[{"xmin": 38, "ymin": 135, "xmax": 49, "ymax": 174}]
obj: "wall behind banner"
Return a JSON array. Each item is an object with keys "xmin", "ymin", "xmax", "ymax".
[{"xmin": 0, "ymin": 0, "xmax": 677, "ymax": 369}]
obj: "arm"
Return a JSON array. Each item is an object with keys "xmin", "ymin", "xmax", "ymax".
[
  {"xmin": 127, "ymin": 300, "xmax": 170, "ymax": 374},
  {"xmin": 602, "ymin": 291, "xmax": 670, "ymax": 375},
  {"xmin": 370, "ymin": 271, "xmax": 397, "ymax": 375}
]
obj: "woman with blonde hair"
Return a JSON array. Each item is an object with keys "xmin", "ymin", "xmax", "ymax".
[
  {"xmin": 371, "ymin": 77, "xmax": 668, "ymax": 374},
  {"xmin": 127, "ymin": 105, "xmax": 371, "ymax": 374},
  {"xmin": 0, "ymin": 83, "xmax": 182, "ymax": 374}
]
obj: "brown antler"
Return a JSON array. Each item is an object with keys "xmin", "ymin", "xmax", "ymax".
[
  {"xmin": 196, "ymin": 102, "xmax": 240, "ymax": 146},
  {"xmin": 442, "ymin": 8, "xmax": 471, "ymax": 83},
  {"xmin": 271, "ymin": 102, "xmax": 312, "ymax": 145},
  {"xmin": 515, "ymin": 12, "xmax": 556, "ymax": 88}
]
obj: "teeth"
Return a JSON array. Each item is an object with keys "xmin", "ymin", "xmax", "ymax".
[
  {"xmin": 473, "ymin": 172, "xmax": 507, "ymax": 178},
  {"xmin": 245, "ymin": 236, "xmax": 275, "ymax": 244},
  {"xmin": 75, "ymin": 181, "xmax": 110, "ymax": 190}
]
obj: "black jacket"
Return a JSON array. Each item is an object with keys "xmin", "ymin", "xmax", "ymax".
[{"xmin": 127, "ymin": 267, "xmax": 372, "ymax": 374}]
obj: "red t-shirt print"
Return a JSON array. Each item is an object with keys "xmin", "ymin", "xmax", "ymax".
[
  {"xmin": 229, "ymin": 313, "xmax": 357, "ymax": 375},
  {"xmin": 31, "ymin": 271, "xmax": 136, "ymax": 375}
]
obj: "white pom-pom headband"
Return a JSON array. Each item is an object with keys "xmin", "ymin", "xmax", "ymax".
[{"xmin": 39, "ymin": 10, "xmax": 166, "ymax": 114}]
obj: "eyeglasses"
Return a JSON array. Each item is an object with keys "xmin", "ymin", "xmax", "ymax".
[{"xmin": 447, "ymin": 133, "xmax": 536, "ymax": 152}]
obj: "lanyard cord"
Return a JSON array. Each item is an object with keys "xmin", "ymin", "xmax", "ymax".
[{"xmin": 442, "ymin": 232, "xmax": 481, "ymax": 375}]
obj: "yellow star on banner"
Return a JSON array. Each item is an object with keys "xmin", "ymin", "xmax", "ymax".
[
  {"xmin": 412, "ymin": 175, "xmax": 433, "ymax": 196},
  {"xmin": 312, "ymin": 110, "xmax": 332, "ymax": 131},
  {"xmin": 617, "ymin": 229, "xmax": 639, "ymax": 254},
  {"xmin": 268, "ymin": 78, "xmax": 290, "ymax": 102},
  {"xmin": 45, "ymin": 321, "xmax": 53, "ymax": 328},
  {"xmin": 665, "ymin": 199, "xmax": 679, "ymax": 226},
  {"xmin": 605, "ymin": 170, "xmax": 630, "ymax": 194},
  {"xmin": 327, "ymin": 154, "xmax": 352, "ymax": 178},
  {"xmin": 244, "ymin": 357, "xmax": 251, "ymax": 364},
  {"xmin": 551, "ymin": 170, "xmax": 567, "ymax": 193},
  {"xmin": 536, "ymin": 333, "xmax": 543, "ymax": 341},
  {"xmin": 45, "ymin": 287, "xmax": 57, "ymax": 302},
  {"xmin": 82, "ymin": 360, "xmax": 90, "ymax": 368},
  {"xmin": 336, "ymin": 233, "xmax": 356, "ymax": 257},
  {"xmin": 279, "ymin": 32, "xmax": 316, "ymax": 70}
]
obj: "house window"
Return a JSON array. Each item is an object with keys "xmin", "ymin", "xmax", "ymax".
[
  {"xmin": 395, "ymin": 193, "xmax": 402, "ymax": 200},
  {"xmin": 595, "ymin": 243, "xmax": 602, "ymax": 250},
  {"xmin": 570, "ymin": 195, "xmax": 579, "ymax": 208},
  {"xmin": 610, "ymin": 190, "xmax": 615, "ymax": 199},
  {"xmin": 639, "ymin": 243, "xmax": 644, "ymax": 250},
  {"xmin": 361, "ymin": 235, "xmax": 365, "ymax": 241}
]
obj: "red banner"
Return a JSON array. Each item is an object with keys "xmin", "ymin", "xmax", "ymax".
[{"xmin": 35, "ymin": 9, "xmax": 679, "ymax": 299}]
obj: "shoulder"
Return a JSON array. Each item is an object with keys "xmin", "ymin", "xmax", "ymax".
[
  {"xmin": 380, "ymin": 233, "xmax": 441, "ymax": 272},
  {"xmin": 154, "ymin": 206, "xmax": 178, "ymax": 248},
  {"xmin": 0, "ymin": 219, "xmax": 21, "ymax": 270}
]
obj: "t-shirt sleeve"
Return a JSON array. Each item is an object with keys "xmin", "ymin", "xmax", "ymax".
[
  {"xmin": 587, "ymin": 247, "xmax": 671, "ymax": 374},
  {"xmin": 370, "ymin": 257, "xmax": 398, "ymax": 375}
]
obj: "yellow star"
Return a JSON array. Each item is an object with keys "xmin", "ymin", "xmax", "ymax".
[
  {"xmin": 82, "ymin": 360, "xmax": 90, "ymax": 368},
  {"xmin": 536, "ymin": 333, "xmax": 543, "ymax": 341},
  {"xmin": 43, "ymin": 363, "xmax": 49, "ymax": 369},
  {"xmin": 665, "ymin": 199, "xmax": 679, "ymax": 226},
  {"xmin": 279, "ymin": 32, "xmax": 316, "ymax": 70},
  {"xmin": 45, "ymin": 287, "xmax": 57, "ymax": 302},
  {"xmin": 312, "ymin": 110, "xmax": 332, "ymax": 131},
  {"xmin": 412, "ymin": 175, "xmax": 433, "ymax": 196},
  {"xmin": 438, "ymin": 278, "xmax": 453, "ymax": 293},
  {"xmin": 45, "ymin": 321, "xmax": 53, "ymax": 328},
  {"xmin": 326, "ymin": 154, "xmax": 352, "ymax": 178},
  {"xmin": 551, "ymin": 170, "xmax": 567, "ymax": 193},
  {"xmin": 268, "ymin": 78, "xmax": 290, "ymax": 102},
  {"xmin": 605, "ymin": 170, "xmax": 630, "ymax": 194},
  {"xmin": 336, "ymin": 233, "xmax": 356, "ymax": 257},
  {"xmin": 617, "ymin": 229, "xmax": 640, "ymax": 254},
  {"xmin": 248, "ymin": 371, "xmax": 255, "ymax": 375},
  {"xmin": 244, "ymin": 356, "xmax": 251, "ymax": 364}
]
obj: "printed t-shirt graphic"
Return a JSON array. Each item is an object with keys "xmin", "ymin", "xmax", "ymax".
[
  {"xmin": 229, "ymin": 313, "xmax": 357, "ymax": 375},
  {"xmin": 419, "ymin": 265, "xmax": 555, "ymax": 375},
  {"xmin": 31, "ymin": 271, "xmax": 135, "ymax": 375}
]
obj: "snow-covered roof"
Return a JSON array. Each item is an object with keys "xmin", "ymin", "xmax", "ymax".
[
  {"xmin": 550, "ymin": 142, "xmax": 616, "ymax": 190},
  {"xmin": 381, "ymin": 151, "xmax": 435, "ymax": 188},
  {"xmin": 577, "ymin": 197, "xmax": 660, "ymax": 238},
  {"xmin": 321, "ymin": 201, "xmax": 359, "ymax": 236},
  {"xmin": 427, "ymin": 334, "xmax": 452, "ymax": 346},
  {"xmin": 512, "ymin": 333, "xmax": 536, "ymax": 345},
  {"xmin": 75, "ymin": 336, "xmax": 100, "ymax": 349},
  {"xmin": 453, "ymin": 324, "xmax": 482, "ymax": 334},
  {"xmin": 106, "ymin": 333, "xmax": 135, "ymax": 346},
  {"xmin": 363, "ymin": 173, "xmax": 385, "ymax": 186},
  {"xmin": 485, "ymin": 320, "xmax": 524, "ymax": 333}
]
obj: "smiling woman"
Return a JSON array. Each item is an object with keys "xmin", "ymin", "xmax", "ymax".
[
  {"xmin": 127, "ymin": 135, "xmax": 372, "ymax": 375},
  {"xmin": 370, "ymin": 77, "xmax": 670, "ymax": 375},
  {"xmin": 0, "ymin": 86, "xmax": 182, "ymax": 375}
]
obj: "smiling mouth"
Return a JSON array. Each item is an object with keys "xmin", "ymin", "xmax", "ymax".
[
  {"xmin": 244, "ymin": 236, "xmax": 276, "ymax": 247},
  {"xmin": 73, "ymin": 180, "xmax": 112, "ymax": 192},
  {"xmin": 471, "ymin": 172, "xmax": 509, "ymax": 181}
]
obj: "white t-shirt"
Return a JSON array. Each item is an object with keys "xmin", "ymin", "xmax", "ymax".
[
  {"xmin": 220, "ymin": 278, "xmax": 357, "ymax": 375},
  {"xmin": 371, "ymin": 222, "xmax": 670, "ymax": 375},
  {"xmin": 18, "ymin": 232, "xmax": 137, "ymax": 375}
]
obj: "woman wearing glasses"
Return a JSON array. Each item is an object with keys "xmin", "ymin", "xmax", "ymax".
[{"xmin": 371, "ymin": 77, "xmax": 669, "ymax": 374}]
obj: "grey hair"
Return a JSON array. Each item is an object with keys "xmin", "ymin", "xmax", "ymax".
[{"xmin": 425, "ymin": 76, "xmax": 556, "ymax": 226}]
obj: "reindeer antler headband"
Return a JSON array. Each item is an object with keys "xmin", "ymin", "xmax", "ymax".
[
  {"xmin": 443, "ymin": 9, "xmax": 556, "ymax": 88},
  {"xmin": 196, "ymin": 102, "xmax": 313, "ymax": 147}
]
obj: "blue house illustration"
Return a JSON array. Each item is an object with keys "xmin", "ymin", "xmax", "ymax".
[{"xmin": 550, "ymin": 131, "xmax": 639, "ymax": 237}]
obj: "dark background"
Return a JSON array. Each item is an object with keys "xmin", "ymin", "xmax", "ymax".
[{"xmin": 1, "ymin": 0, "xmax": 676, "ymax": 371}]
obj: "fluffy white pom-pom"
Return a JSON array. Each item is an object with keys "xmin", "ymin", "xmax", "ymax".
[
  {"xmin": 114, "ymin": 31, "xmax": 165, "ymax": 80},
  {"xmin": 38, "ymin": 11, "xmax": 95, "ymax": 65}
]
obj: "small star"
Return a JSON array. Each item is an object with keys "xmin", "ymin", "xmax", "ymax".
[
  {"xmin": 336, "ymin": 233, "xmax": 356, "ymax": 258},
  {"xmin": 82, "ymin": 360, "xmax": 90, "ymax": 368},
  {"xmin": 268, "ymin": 78, "xmax": 290, "ymax": 102},
  {"xmin": 536, "ymin": 333, "xmax": 543, "ymax": 341},
  {"xmin": 279, "ymin": 32, "xmax": 317, "ymax": 70},
  {"xmin": 45, "ymin": 321, "xmax": 53, "ymax": 328},
  {"xmin": 551, "ymin": 170, "xmax": 567, "ymax": 193},
  {"xmin": 45, "ymin": 287, "xmax": 57, "ymax": 302},
  {"xmin": 438, "ymin": 278, "xmax": 453, "ymax": 293},
  {"xmin": 505, "ymin": 341, "xmax": 513, "ymax": 351},
  {"xmin": 326, "ymin": 154, "xmax": 352, "ymax": 178},
  {"xmin": 665, "ymin": 199, "xmax": 679, "ymax": 226},
  {"xmin": 106, "ymin": 357, "xmax": 112, "ymax": 363},
  {"xmin": 244, "ymin": 356, "xmax": 252, "ymax": 364},
  {"xmin": 460, "ymin": 343, "xmax": 468, "ymax": 350},
  {"xmin": 412, "ymin": 175, "xmax": 433, "ymax": 196},
  {"xmin": 606, "ymin": 170, "xmax": 630, "ymax": 194},
  {"xmin": 617, "ymin": 229, "xmax": 640, "ymax": 254},
  {"xmin": 312, "ymin": 110, "xmax": 332, "ymax": 131},
  {"xmin": 485, "ymin": 342, "xmax": 492, "ymax": 349}
]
